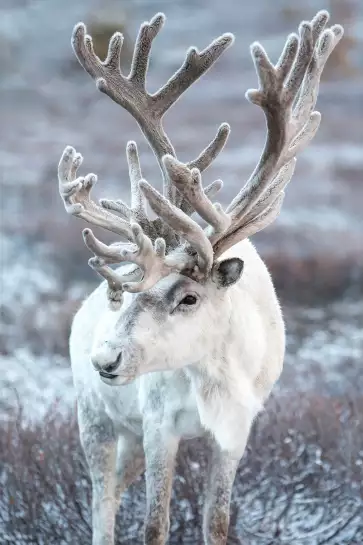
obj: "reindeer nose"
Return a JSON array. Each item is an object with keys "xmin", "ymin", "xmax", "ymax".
[
  {"xmin": 103, "ymin": 354, "xmax": 122, "ymax": 374},
  {"xmin": 91, "ymin": 351, "xmax": 122, "ymax": 373}
]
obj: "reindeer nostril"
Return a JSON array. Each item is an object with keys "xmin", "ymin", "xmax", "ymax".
[{"xmin": 103, "ymin": 352, "xmax": 122, "ymax": 374}]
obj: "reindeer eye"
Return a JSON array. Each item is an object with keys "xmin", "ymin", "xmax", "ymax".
[{"xmin": 180, "ymin": 294, "xmax": 198, "ymax": 306}]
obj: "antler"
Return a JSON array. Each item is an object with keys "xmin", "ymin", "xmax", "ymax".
[
  {"xmin": 211, "ymin": 10, "xmax": 344, "ymax": 257},
  {"xmin": 72, "ymin": 13, "xmax": 233, "ymax": 204}
]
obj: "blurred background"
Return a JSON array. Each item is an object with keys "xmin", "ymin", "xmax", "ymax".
[{"xmin": 0, "ymin": 0, "xmax": 362, "ymax": 542}]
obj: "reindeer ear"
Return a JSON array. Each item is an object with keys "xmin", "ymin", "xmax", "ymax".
[{"xmin": 211, "ymin": 257, "xmax": 244, "ymax": 288}]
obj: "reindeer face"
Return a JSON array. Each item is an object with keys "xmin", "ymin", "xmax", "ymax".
[{"xmin": 91, "ymin": 258, "xmax": 244, "ymax": 386}]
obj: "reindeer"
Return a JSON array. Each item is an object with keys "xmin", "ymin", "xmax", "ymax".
[{"xmin": 57, "ymin": 10, "xmax": 343, "ymax": 545}]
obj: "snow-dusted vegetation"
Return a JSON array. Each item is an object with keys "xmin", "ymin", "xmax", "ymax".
[
  {"xmin": 0, "ymin": 0, "xmax": 362, "ymax": 543},
  {"xmin": 1, "ymin": 395, "xmax": 362, "ymax": 544}
]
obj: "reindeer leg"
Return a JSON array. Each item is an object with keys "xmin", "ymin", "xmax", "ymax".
[
  {"xmin": 78, "ymin": 402, "xmax": 117, "ymax": 545},
  {"xmin": 142, "ymin": 425, "xmax": 179, "ymax": 545},
  {"xmin": 203, "ymin": 441, "xmax": 240, "ymax": 545},
  {"xmin": 203, "ymin": 410, "xmax": 255, "ymax": 545},
  {"xmin": 115, "ymin": 431, "xmax": 145, "ymax": 506}
]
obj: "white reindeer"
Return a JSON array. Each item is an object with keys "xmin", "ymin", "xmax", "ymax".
[{"xmin": 58, "ymin": 10, "xmax": 343, "ymax": 545}]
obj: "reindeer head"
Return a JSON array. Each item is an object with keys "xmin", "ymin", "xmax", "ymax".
[{"xmin": 58, "ymin": 12, "xmax": 343, "ymax": 385}]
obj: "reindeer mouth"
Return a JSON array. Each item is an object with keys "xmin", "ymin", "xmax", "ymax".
[
  {"xmin": 99, "ymin": 371, "xmax": 135, "ymax": 386},
  {"xmin": 99, "ymin": 370, "xmax": 118, "ymax": 379}
]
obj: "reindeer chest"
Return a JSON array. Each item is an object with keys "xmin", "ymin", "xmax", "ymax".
[
  {"xmin": 99, "ymin": 370, "xmax": 204, "ymax": 439},
  {"xmin": 139, "ymin": 370, "xmax": 206, "ymax": 440},
  {"xmin": 171, "ymin": 397, "xmax": 205, "ymax": 440}
]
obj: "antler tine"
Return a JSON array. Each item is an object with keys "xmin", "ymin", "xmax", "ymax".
[
  {"xmin": 127, "ymin": 141, "xmax": 146, "ymax": 215},
  {"xmin": 89, "ymin": 258, "xmax": 125, "ymax": 311},
  {"xmin": 163, "ymin": 155, "xmax": 231, "ymax": 235},
  {"xmin": 100, "ymin": 141, "xmax": 158, "ymax": 238},
  {"xmin": 211, "ymin": 10, "xmax": 344, "ymax": 256},
  {"xmin": 129, "ymin": 14, "xmax": 165, "ymax": 87},
  {"xmin": 152, "ymin": 34, "xmax": 235, "ymax": 117},
  {"xmin": 187, "ymin": 123, "xmax": 231, "ymax": 173},
  {"xmin": 83, "ymin": 228, "xmax": 142, "ymax": 310},
  {"xmin": 176, "ymin": 122, "xmax": 230, "ymax": 212},
  {"xmin": 181, "ymin": 179, "xmax": 224, "ymax": 216},
  {"xmin": 58, "ymin": 146, "xmax": 134, "ymax": 240},
  {"xmin": 139, "ymin": 180, "xmax": 214, "ymax": 273},
  {"xmin": 72, "ymin": 14, "xmax": 234, "ymax": 205}
]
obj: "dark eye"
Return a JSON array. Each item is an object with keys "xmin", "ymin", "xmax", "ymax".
[{"xmin": 180, "ymin": 294, "xmax": 197, "ymax": 306}]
